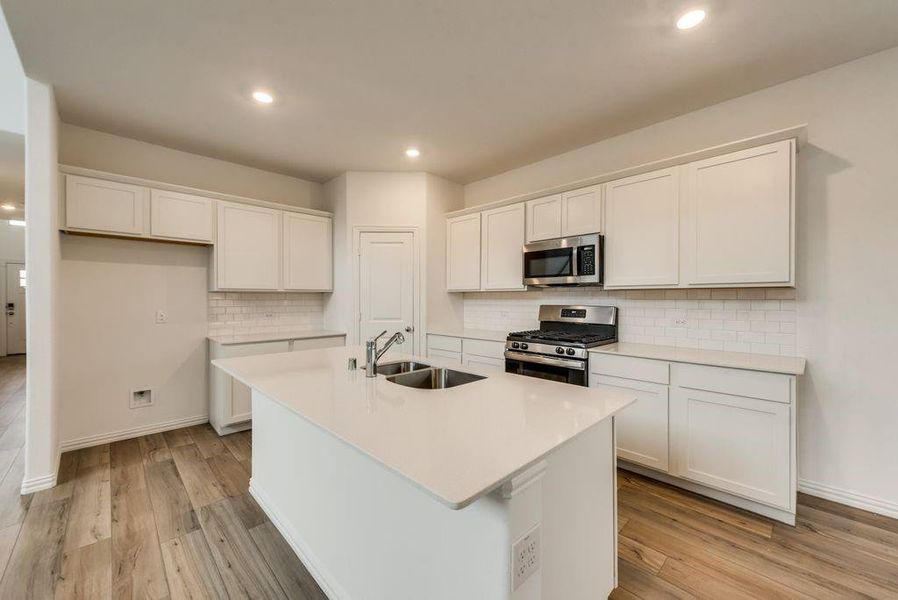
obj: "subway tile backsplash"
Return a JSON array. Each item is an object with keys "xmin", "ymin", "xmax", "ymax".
[
  {"xmin": 208, "ymin": 292, "xmax": 325, "ymax": 336},
  {"xmin": 464, "ymin": 288, "xmax": 797, "ymax": 356}
]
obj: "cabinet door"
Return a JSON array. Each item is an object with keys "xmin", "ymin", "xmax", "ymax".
[
  {"xmin": 561, "ymin": 184, "xmax": 602, "ymax": 236},
  {"xmin": 682, "ymin": 139, "xmax": 794, "ymax": 286},
  {"xmin": 65, "ymin": 175, "xmax": 147, "ymax": 235},
  {"xmin": 216, "ymin": 202, "xmax": 280, "ymax": 290},
  {"xmin": 525, "ymin": 194, "xmax": 562, "ymax": 242},
  {"xmin": 604, "ymin": 168, "xmax": 679, "ymax": 287},
  {"xmin": 446, "ymin": 213, "xmax": 481, "ymax": 291},
  {"xmin": 481, "ymin": 203, "xmax": 526, "ymax": 291},
  {"xmin": 283, "ymin": 212, "xmax": 333, "ymax": 291},
  {"xmin": 462, "ymin": 354, "xmax": 504, "ymax": 371},
  {"xmin": 222, "ymin": 341, "xmax": 290, "ymax": 424},
  {"xmin": 671, "ymin": 385, "xmax": 791, "ymax": 509},
  {"xmin": 427, "ymin": 348, "xmax": 463, "ymax": 364},
  {"xmin": 593, "ymin": 375, "xmax": 669, "ymax": 471},
  {"xmin": 150, "ymin": 189, "xmax": 214, "ymax": 242}
]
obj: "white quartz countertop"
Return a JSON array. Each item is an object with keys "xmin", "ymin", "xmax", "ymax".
[
  {"xmin": 591, "ymin": 342, "xmax": 806, "ymax": 375},
  {"xmin": 207, "ymin": 330, "xmax": 346, "ymax": 346},
  {"xmin": 213, "ymin": 346, "xmax": 635, "ymax": 509},
  {"xmin": 425, "ymin": 328, "xmax": 508, "ymax": 343}
]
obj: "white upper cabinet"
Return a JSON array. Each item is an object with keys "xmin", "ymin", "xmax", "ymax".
[
  {"xmin": 215, "ymin": 202, "xmax": 281, "ymax": 290},
  {"xmin": 561, "ymin": 184, "xmax": 602, "ymax": 236},
  {"xmin": 149, "ymin": 189, "xmax": 214, "ymax": 242},
  {"xmin": 446, "ymin": 213, "xmax": 482, "ymax": 291},
  {"xmin": 481, "ymin": 203, "xmax": 526, "ymax": 290},
  {"xmin": 283, "ymin": 212, "xmax": 333, "ymax": 291},
  {"xmin": 525, "ymin": 194, "xmax": 562, "ymax": 242},
  {"xmin": 682, "ymin": 139, "xmax": 794, "ymax": 286},
  {"xmin": 65, "ymin": 175, "xmax": 147, "ymax": 235},
  {"xmin": 604, "ymin": 168, "xmax": 680, "ymax": 288}
]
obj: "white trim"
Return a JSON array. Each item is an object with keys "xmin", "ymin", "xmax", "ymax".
[
  {"xmin": 58, "ymin": 164, "xmax": 332, "ymax": 218},
  {"xmin": 21, "ymin": 471, "xmax": 57, "ymax": 494},
  {"xmin": 58, "ymin": 414, "xmax": 209, "ymax": 452},
  {"xmin": 448, "ymin": 125, "xmax": 807, "ymax": 218},
  {"xmin": 250, "ymin": 478, "xmax": 350, "ymax": 600},
  {"xmin": 799, "ymin": 478, "xmax": 898, "ymax": 520}
]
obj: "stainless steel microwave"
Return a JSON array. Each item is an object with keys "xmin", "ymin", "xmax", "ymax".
[{"xmin": 522, "ymin": 234, "xmax": 603, "ymax": 287}]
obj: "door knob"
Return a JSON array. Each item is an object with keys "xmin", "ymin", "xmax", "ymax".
[{"xmin": 405, "ymin": 326, "xmax": 414, "ymax": 333}]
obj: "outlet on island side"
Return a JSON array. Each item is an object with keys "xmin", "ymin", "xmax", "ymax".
[
  {"xmin": 512, "ymin": 524, "xmax": 541, "ymax": 590},
  {"xmin": 155, "ymin": 310, "xmax": 168, "ymax": 324}
]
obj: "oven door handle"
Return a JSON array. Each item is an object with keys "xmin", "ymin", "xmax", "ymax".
[{"xmin": 504, "ymin": 350, "xmax": 587, "ymax": 371}]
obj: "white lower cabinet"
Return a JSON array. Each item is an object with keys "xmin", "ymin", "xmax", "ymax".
[
  {"xmin": 593, "ymin": 375, "xmax": 669, "ymax": 471},
  {"xmin": 426, "ymin": 334, "xmax": 505, "ymax": 370},
  {"xmin": 671, "ymin": 385, "xmax": 791, "ymax": 510},
  {"xmin": 591, "ymin": 353, "xmax": 796, "ymax": 521},
  {"xmin": 209, "ymin": 335, "xmax": 345, "ymax": 435}
]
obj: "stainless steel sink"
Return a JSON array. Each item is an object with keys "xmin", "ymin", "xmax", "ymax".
[
  {"xmin": 375, "ymin": 361, "xmax": 431, "ymax": 376},
  {"xmin": 386, "ymin": 367, "xmax": 486, "ymax": 389}
]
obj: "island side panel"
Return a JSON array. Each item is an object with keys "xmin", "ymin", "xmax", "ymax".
[{"xmin": 249, "ymin": 390, "xmax": 514, "ymax": 600}]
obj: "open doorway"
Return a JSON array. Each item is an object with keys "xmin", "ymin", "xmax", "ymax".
[{"xmin": 0, "ymin": 131, "xmax": 25, "ymax": 357}]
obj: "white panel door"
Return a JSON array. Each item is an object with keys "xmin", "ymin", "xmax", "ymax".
[
  {"xmin": 150, "ymin": 189, "xmax": 214, "ymax": 242},
  {"xmin": 283, "ymin": 212, "xmax": 333, "ymax": 291},
  {"xmin": 5, "ymin": 264, "xmax": 26, "ymax": 355},
  {"xmin": 525, "ymin": 194, "xmax": 562, "ymax": 242},
  {"xmin": 671, "ymin": 385, "xmax": 791, "ymax": 509},
  {"xmin": 593, "ymin": 375, "xmax": 669, "ymax": 471},
  {"xmin": 216, "ymin": 202, "xmax": 280, "ymax": 290},
  {"xmin": 481, "ymin": 203, "xmax": 526, "ymax": 291},
  {"xmin": 682, "ymin": 139, "xmax": 793, "ymax": 285},
  {"xmin": 65, "ymin": 175, "xmax": 147, "ymax": 235},
  {"xmin": 561, "ymin": 184, "xmax": 602, "ymax": 236},
  {"xmin": 604, "ymin": 168, "xmax": 680, "ymax": 287},
  {"xmin": 359, "ymin": 232, "xmax": 415, "ymax": 354},
  {"xmin": 446, "ymin": 213, "xmax": 481, "ymax": 291}
]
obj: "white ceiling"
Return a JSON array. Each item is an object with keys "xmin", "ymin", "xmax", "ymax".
[{"xmin": 4, "ymin": 1, "xmax": 898, "ymax": 184}]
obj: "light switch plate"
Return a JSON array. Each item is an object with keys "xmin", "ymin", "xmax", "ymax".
[{"xmin": 512, "ymin": 524, "xmax": 540, "ymax": 590}]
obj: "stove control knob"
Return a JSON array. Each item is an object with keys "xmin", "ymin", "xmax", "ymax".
[
  {"xmin": 511, "ymin": 342, "xmax": 520, "ymax": 349},
  {"xmin": 566, "ymin": 348, "xmax": 576, "ymax": 356},
  {"xmin": 555, "ymin": 347, "xmax": 565, "ymax": 355},
  {"xmin": 520, "ymin": 343, "xmax": 529, "ymax": 350}
]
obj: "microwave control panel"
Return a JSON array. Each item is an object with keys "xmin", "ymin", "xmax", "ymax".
[{"xmin": 577, "ymin": 245, "xmax": 596, "ymax": 276}]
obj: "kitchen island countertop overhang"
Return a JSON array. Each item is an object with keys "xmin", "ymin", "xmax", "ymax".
[{"xmin": 212, "ymin": 345, "xmax": 636, "ymax": 509}]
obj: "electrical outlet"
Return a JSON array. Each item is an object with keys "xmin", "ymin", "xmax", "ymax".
[
  {"xmin": 155, "ymin": 310, "xmax": 168, "ymax": 324},
  {"xmin": 130, "ymin": 388, "xmax": 154, "ymax": 409},
  {"xmin": 512, "ymin": 525, "xmax": 540, "ymax": 590}
]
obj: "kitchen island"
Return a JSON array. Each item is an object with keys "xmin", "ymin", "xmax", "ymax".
[{"xmin": 213, "ymin": 345, "xmax": 635, "ymax": 600}]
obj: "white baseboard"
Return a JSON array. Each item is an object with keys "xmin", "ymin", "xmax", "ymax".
[
  {"xmin": 59, "ymin": 414, "xmax": 209, "ymax": 453},
  {"xmin": 21, "ymin": 471, "xmax": 57, "ymax": 494},
  {"xmin": 799, "ymin": 478, "xmax": 898, "ymax": 520},
  {"xmin": 249, "ymin": 479, "xmax": 349, "ymax": 600}
]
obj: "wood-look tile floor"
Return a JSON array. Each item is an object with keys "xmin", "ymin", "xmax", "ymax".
[{"xmin": 0, "ymin": 356, "xmax": 895, "ymax": 598}]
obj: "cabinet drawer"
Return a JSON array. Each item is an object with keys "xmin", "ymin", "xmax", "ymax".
[
  {"xmin": 676, "ymin": 363, "xmax": 791, "ymax": 403},
  {"xmin": 291, "ymin": 336, "xmax": 346, "ymax": 351},
  {"xmin": 220, "ymin": 340, "xmax": 290, "ymax": 358},
  {"xmin": 462, "ymin": 338, "xmax": 505, "ymax": 360},
  {"xmin": 462, "ymin": 354, "xmax": 504, "ymax": 371},
  {"xmin": 427, "ymin": 335, "xmax": 462, "ymax": 353},
  {"xmin": 428, "ymin": 348, "xmax": 463, "ymax": 364},
  {"xmin": 590, "ymin": 354, "xmax": 669, "ymax": 385}
]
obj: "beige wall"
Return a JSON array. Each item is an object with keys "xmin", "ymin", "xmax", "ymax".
[
  {"xmin": 462, "ymin": 47, "xmax": 898, "ymax": 515},
  {"xmin": 0, "ymin": 8, "xmax": 25, "ymax": 136},
  {"xmin": 59, "ymin": 123, "xmax": 325, "ymax": 209},
  {"xmin": 54, "ymin": 125, "xmax": 327, "ymax": 448}
]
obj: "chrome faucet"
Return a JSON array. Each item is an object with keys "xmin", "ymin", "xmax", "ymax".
[{"xmin": 365, "ymin": 330, "xmax": 405, "ymax": 377}]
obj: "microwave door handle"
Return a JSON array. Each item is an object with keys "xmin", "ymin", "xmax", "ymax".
[{"xmin": 571, "ymin": 245, "xmax": 578, "ymax": 277}]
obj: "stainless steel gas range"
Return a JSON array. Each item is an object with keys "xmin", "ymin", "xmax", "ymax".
[{"xmin": 504, "ymin": 305, "xmax": 618, "ymax": 386}]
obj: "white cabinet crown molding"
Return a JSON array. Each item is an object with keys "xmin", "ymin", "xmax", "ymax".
[{"xmin": 59, "ymin": 164, "xmax": 332, "ymax": 218}]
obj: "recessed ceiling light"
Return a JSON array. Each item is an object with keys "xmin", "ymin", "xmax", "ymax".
[
  {"xmin": 405, "ymin": 148, "xmax": 420, "ymax": 158},
  {"xmin": 676, "ymin": 9, "xmax": 706, "ymax": 30},
  {"xmin": 0, "ymin": 204, "xmax": 14, "ymax": 211},
  {"xmin": 8, "ymin": 220, "xmax": 25, "ymax": 227},
  {"xmin": 252, "ymin": 90, "xmax": 274, "ymax": 104}
]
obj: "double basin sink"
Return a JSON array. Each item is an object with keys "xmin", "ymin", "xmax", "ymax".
[{"xmin": 376, "ymin": 361, "xmax": 486, "ymax": 389}]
